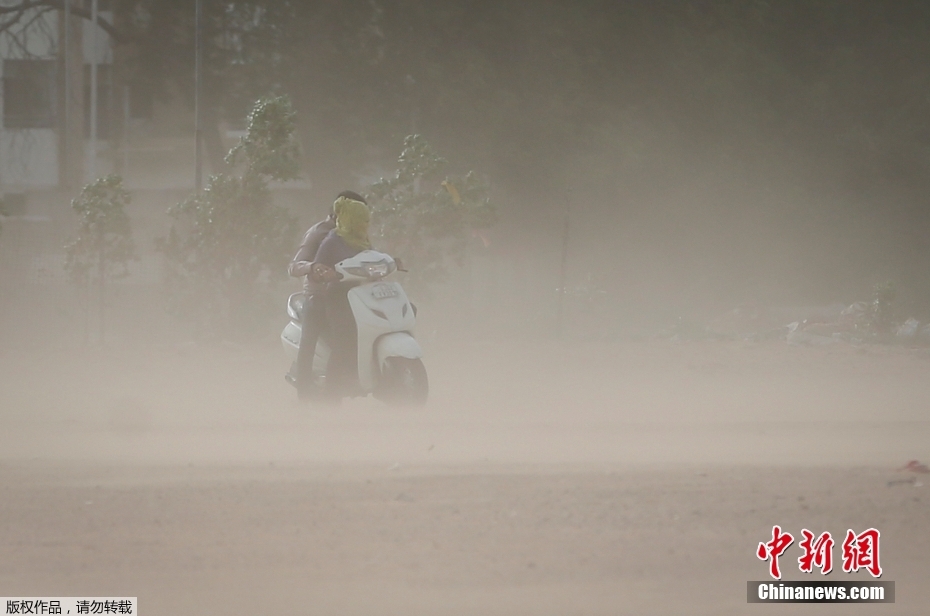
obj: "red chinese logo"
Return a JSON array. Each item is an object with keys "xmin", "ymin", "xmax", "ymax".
[
  {"xmin": 798, "ymin": 529, "xmax": 834, "ymax": 574},
  {"xmin": 757, "ymin": 526, "xmax": 883, "ymax": 579},
  {"xmin": 757, "ymin": 525, "xmax": 794, "ymax": 580},
  {"xmin": 842, "ymin": 528, "xmax": 882, "ymax": 578}
]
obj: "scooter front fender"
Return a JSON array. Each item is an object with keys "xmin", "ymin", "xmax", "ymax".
[{"xmin": 375, "ymin": 332, "xmax": 422, "ymax": 370}]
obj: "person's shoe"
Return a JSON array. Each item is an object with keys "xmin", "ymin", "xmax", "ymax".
[
  {"xmin": 297, "ymin": 383, "xmax": 324, "ymax": 403},
  {"xmin": 296, "ymin": 373, "xmax": 323, "ymax": 401},
  {"xmin": 315, "ymin": 388, "xmax": 342, "ymax": 407}
]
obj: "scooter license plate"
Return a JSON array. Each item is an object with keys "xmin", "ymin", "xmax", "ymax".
[{"xmin": 371, "ymin": 283, "xmax": 398, "ymax": 299}]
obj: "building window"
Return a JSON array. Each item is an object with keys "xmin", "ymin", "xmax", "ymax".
[{"xmin": 2, "ymin": 59, "xmax": 57, "ymax": 129}]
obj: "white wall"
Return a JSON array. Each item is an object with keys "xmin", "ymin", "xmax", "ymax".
[
  {"xmin": 0, "ymin": 129, "xmax": 58, "ymax": 187},
  {"xmin": 0, "ymin": 7, "xmax": 113, "ymax": 190}
]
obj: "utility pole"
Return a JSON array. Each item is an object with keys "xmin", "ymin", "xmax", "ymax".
[
  {"xmin": 194, "ymin": 0, "xmax": 203, "ymax": 193},
  {"xmin": 556, "ymin": 194, "xmax": 571, "ymax": 338},
  {"xmin": 88, "ymin": 0, "xmax": 98, "ymax": 181},
  {"xmin": 122, "ymin": 85, "xmax": 130, "ymax": 175},
  {"xmin": 58, "ymin": 0, "xmax": 83, "ymax": 190},
  {"xmin": 63, "ymin": 0, "xmax": 69, "ymax": 181}
]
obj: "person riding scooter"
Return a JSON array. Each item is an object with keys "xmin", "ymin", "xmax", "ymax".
[
  {"xmin": 309, "ymin": 194, "xmax": 373, "ymax": 400},
  {"xmin": 287, "ymin": 190, "xmax": 365, "ymax": 401}
]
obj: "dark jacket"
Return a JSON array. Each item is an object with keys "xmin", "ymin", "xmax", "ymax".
[
  {"xmin": 313, "ymin": 229, "xmax": 364, "ymax": 269},
  {"xmin": 288, "ymin": 217, "xmax": 336, "ymax": 293}
]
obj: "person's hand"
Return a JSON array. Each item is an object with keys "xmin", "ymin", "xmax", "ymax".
[{"xmin": 311, "ymin": 263, "xmax": 341, "ymax": 283}]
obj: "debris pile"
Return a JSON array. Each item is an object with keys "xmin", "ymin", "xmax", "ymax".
[
  {"xmin": 670, "ymin": 293, "xmax": 928, "ymax": 347},
  {"xmin": 888, "ymin": 460, "xmax": 928, "ymax": 488}
]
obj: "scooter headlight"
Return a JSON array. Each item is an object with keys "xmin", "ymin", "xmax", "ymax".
[{"xmin": 343, "ymin": 259, "xmax": 396, "ymax": 280}]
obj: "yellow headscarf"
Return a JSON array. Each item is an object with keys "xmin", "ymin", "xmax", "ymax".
[{"xmin": 333, "ymin": 196, "xmax": 371, "ymax": 250}]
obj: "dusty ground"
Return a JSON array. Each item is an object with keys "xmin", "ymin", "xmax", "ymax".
[{"xmin": 1, "ymin": 335, "xmax": 929, "ymax": 615}]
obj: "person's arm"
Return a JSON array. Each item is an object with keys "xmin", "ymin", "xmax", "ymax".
[
  {"xmin": 288, "ymin": 221, "xmax": 331, "ymax": 277},
  {"xmin": 310, "ymin": 234, "xmax": 348, "ymax": 282},
  {"xmin": 288, "ymin": 242, "xmax": 315, "ymax": 278}
]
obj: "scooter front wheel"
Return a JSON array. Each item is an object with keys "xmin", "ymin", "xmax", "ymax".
[{"xmin": 382, "ymin": 357, "xmax": 429, "ymax": 406}]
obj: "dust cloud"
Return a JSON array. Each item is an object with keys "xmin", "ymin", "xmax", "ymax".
[
  {"xmin": 2, "ymin": 269, "xmax": 929, "ymax": 614},
  {"xmin": 2, "ymin": 2, "xmax": 930, "ymax": 615}
]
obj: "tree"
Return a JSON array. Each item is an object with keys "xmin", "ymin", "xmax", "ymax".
[
  {"xmin": 367, "ymin": 134, "xmax": 496, "ymax": 292},
  {"xmin": 64, "ymin": 174, "xmax": 137, "ymax": 343},
  {"xmin": 2, "ymin": 0, "xmax": 299, "ymax": 174},
  {"xmin": 5, "ymin": 0, "xmax": 930, "ymax": 306},
  {"xmin": 157, "ymin": 94, "xmax": 299, "ymax": 335}
]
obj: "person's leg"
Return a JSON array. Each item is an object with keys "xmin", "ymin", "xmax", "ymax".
[
  {"xmin": 296, "ymin": 294, "xmax": 325, "ymax": 400},
  {"xmin": 323, "ymin": 286, "xmax": 358, "ymax": 398}
]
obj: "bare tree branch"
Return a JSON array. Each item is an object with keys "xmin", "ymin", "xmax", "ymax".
[
  {"xmin": 0, "ymin": 0, "xmax": 128, "ymax": 43},
  {"xmin": 0, "ymin": 6, "xmax": 54, "ymax": 56},
  {"xmin": 0, "ymin": 1, "xmax": 34, "ymax": 36},
  {"xmin": 0, "ymin": 0, "xmax": 47, "ymax": 16}
]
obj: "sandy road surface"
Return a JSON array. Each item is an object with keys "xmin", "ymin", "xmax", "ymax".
[{"xmin": 1, "ymin": 337, "xmax": 929, "ymax": 614}]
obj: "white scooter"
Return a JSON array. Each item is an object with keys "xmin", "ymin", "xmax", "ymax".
[{"xmin": 282, "ymin": 250, "xmax": 428, "ymax": 405}]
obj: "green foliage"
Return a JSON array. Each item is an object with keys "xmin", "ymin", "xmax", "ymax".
[
  {"xmin": 64, "ymin": 175, "xmax": 137, "ymax": 285},
  {"xmin": 366, "ymin": 135, "xmax": 496, "ymax": 290},
  {"xmin": 158, "ymin": 95, "xmax": 299, "ymax": 333},
  {"xmin": 225, "ymin": 95, "xmax": 301, "ymax": 181},
  {"xmin": 6, "ymin": 0, "xmax": 929, "ymax": 304}
]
